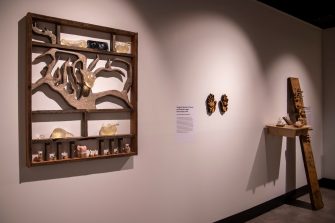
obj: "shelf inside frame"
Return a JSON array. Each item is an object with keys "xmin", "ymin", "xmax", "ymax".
[
  {"xmin": 32, "ymin": 108, "xmax": 133, "ymax": 115},
  {"xmin": 31, "ymin": 151, "xmax": 137, "ymax": 166},
  {"xmin": 29, "ymin": 12, "xmax": 137, "ymax": 36},
  {"xmin": 265, "ymin": 124, "xmax": 311, "ymax": 138},
  {"xmin": 32, "ymin": 134, "xmax": 134, "ymax": 144},
  {"xmin": 32, "ymin": 41, "xmax": 134, "ymax": 58}
]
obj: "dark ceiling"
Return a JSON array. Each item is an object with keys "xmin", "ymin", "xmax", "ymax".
[{"xmin": 258, "ymin": 0, "xmax": 335, "ymax": 29}]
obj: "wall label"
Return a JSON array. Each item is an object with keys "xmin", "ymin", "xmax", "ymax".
[{"xmin": 176, "ymin": 106, "xmax": 194, "ymax": 141}]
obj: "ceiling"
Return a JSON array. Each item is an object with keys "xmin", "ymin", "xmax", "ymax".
[{"xmin": 258, "ymin": 0, "xmax": 335, "ymax": 29}]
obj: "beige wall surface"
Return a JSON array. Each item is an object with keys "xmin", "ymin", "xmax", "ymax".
[
  {"xmin": 0, "ymin": 0, "xmax": 323, "ymax": 222},
  {"xmin": 322, "ymin": 28, "xmax": 335, "ymax": 180}
]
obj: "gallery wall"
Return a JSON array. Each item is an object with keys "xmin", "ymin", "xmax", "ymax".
[
  {"xmin": 322, "ymin": 28, "xmax": 335, "ymax": 180},
  {"xmin": 0, "ymin": 0, "xmax": 323, "ymax": 222}
]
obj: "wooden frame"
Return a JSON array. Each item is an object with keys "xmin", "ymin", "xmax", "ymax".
[{"xmin": 25, "ymin": 13, "xmax": 138, "ymax": 167}]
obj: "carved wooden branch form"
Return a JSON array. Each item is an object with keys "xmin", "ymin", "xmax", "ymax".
[
  {"xmin": 32, "ymin": 48, "xmax": 133, "ymax": 109},
  {"xmin": 32, "ymin": 22, "xmax": 56, "ymax": 44}
]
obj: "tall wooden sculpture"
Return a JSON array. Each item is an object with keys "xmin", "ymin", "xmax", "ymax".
[{"xmin": 288, "ymin": 77, "xmax": 324, "ymax": 210}]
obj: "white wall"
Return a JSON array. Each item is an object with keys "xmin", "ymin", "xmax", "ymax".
[
  {"xmin": 322, "ymin": 28, "xmax": 335, "ymax": 180},
  {"xmin": 0, "ymin": 0, "xmax": 323, "ymax": 223}
]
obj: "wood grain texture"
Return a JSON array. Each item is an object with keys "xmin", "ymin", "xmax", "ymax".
[
  {"xmin": 266, "ymin": 125, "xmax": 310, "ymax": 138},
  {"xmin": 31, "ymin": 48, "xmax": 133, "ymax": 109},
  {"xmin": 130, "ymin": 33, "xmax": 138, "ymax": 155},
  {"xmin": 26, "ymin": 14, "xmax": 33, "ymax": 167},
  {"xmin": 288, "ymin": 77, "xmax": 324, "ymax": 210}
]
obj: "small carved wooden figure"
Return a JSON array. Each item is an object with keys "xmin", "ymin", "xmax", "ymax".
[
  {"xmin": 219, "ymin": 94, "xmax": 229, "ymax": 113},
  {"xmin": 76, "ymin": 145, "xmax": 88, "ymax": 158},
  {"xmin": 32, "ymin": 22, "xmax": 56, "ymax": 44},
  {"xmin": 206, "ymin": 94, "xmax": 217, "ymax": 114},
  {"xmin": 294, "ymin": 88, "xmax": 304, "ymax": 110}
]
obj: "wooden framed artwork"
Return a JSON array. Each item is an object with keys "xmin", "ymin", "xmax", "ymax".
[{"xmin": 25, "ymin": 13, "xmax": 138, "ymax": 167}]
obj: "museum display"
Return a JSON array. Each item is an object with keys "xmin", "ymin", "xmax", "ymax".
[
  {"xmin": 26, "ymin": 13, "xmax": 138, "ymax": 166},
  {"xmin": 288, "ymin": 77, "xmax": 323, "ymax": 210},
  {"xmin": 206, "ymin": 93, "xmax": 216, "ymax": 114},
  {"xmin": 266, "ymin": 77, "xmax": 323, "ymax": 210},
  {"xmin": 219, "ymin": 94, "xmax": 229, "ymax": 113}
]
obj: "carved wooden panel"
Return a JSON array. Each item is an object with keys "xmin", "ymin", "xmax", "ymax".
[{"xmin": 25, "ymin": 13, "xmax": 138, "ymax": 167}]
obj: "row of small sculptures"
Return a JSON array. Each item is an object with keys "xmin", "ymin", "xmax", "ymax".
[
  {"xmin": 34, "ymin": 123, "xmax": 119, "ymax": 140},
  {"xmin": 33, "ymin": 22, "xmax": 131, "ymax": 53},
  {"xmin": 276, "ymin": 89, "xmax": 307, "ymax": 128},
  {"xmin": 276, "ymin": 116, "xmax": 306, "ymax": 128},
  {"xmin": 32, "ymin": 122, "xmax": 129, "ymax": 162},
  {"xmin": 32, "ymin": 143, "xmax": 131, "ymax": 162},
  {"xmin": 206, "ymin": 93, "xmax": 228, "ymax": 114}
]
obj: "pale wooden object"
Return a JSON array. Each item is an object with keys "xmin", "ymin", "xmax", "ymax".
[
  {"xmin": 60, "ymin": 39, "xmax": 87, "ymax": 48},
  {"xmin": 266, "ymin": 125, "xmax": 310, "ymax": 138},
  {"xmin": 26, "ymin": 13, "xmax": 139, "ymax": 167}
]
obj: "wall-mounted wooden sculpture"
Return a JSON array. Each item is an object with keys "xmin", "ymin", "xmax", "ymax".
[
  {"xmin": 219, "ymin": 94, "xmax": 228, "ymax": 113},
  {"xmin": 26, "ymin": 13, "xmax": 138, "ymax": 167},
  {"xmin": 32, "ymin": 48, "xmax": 132, "ymax": 109},
  {"xmin": 206, "ymin": 94, "xmax": 216, "ymax": 114},
  {"xmin": 60, "ymin": 39, "xmax": 87, "ymax": 48}
]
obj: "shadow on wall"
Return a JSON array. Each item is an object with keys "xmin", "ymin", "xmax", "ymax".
[
  {"xmin": 246, "ymin": 128, "xmax": 282, "ymax": 193},
  {"xmin": 247, "ymin": 129, "xmax": 298, "ymax": 193},
  {"xmin": 285, "ymin": 137, "xmax": 296, "ymax": 192},
  {"xmin": 18, "ymin": 17, "xmax": 133, "ymax": 183}
]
